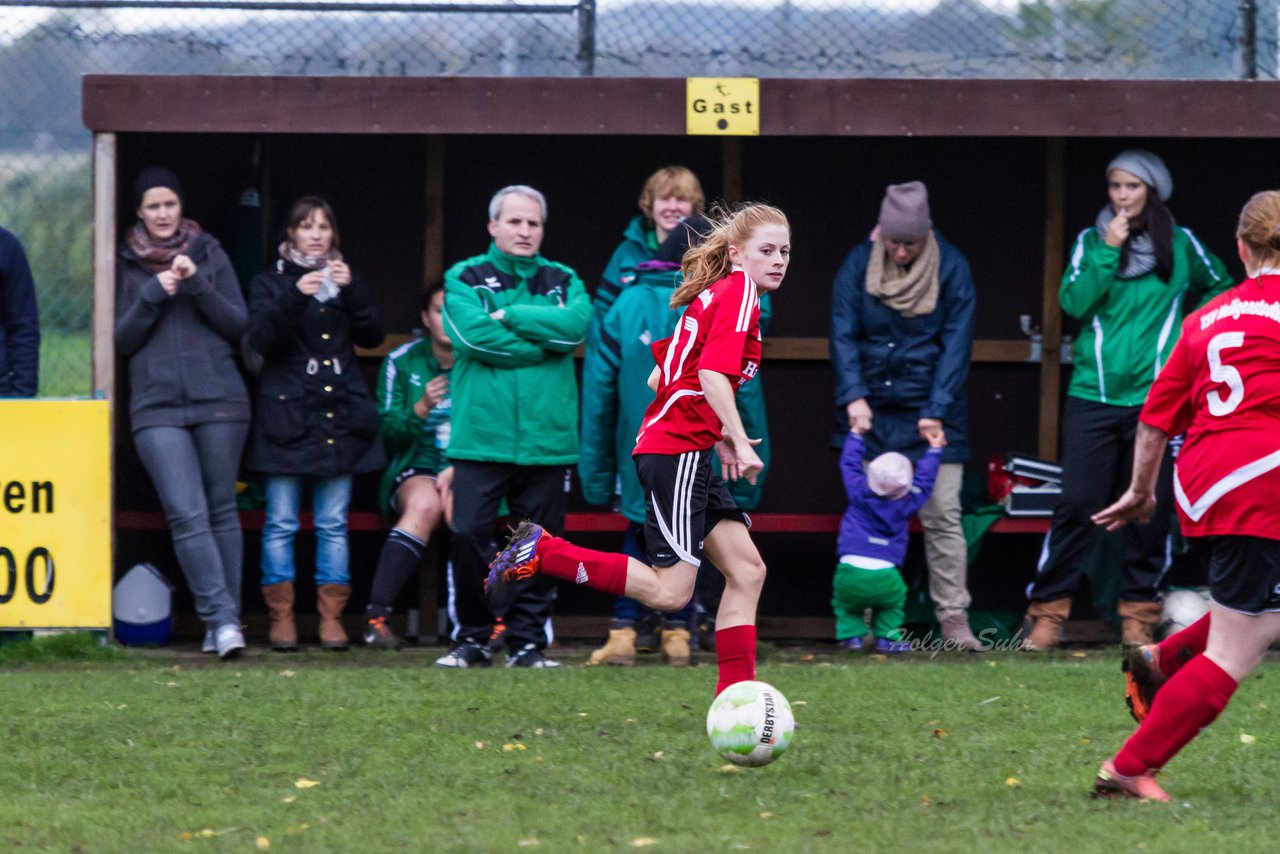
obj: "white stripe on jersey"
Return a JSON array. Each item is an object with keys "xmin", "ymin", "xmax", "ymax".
[
  {"xmin": 670, "ymin": 315, "xmax": 699, "ymax": 383},
  {"xmin": 638, "ymin": 388, "xmax": 705, "ymax": 439},
  {"xmin": 736, "ymin": 274, "xmax": 758, "ymax": 333},
  {"xmin": 1174, "ymin": 446, "xmax": 1280, "ymax": 521}
]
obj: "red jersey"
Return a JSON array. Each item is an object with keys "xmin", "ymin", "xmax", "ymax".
[
  {"xmin": 633, "ymin": 270, "xmax": 762, "ymax": 455},
  {"xmin": 1140, "ymin": 274, "xmax": 1280, "ymax": 539}
]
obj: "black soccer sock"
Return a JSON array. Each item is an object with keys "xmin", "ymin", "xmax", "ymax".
[{"xmin": 367, "ymin": 528, "xmax": 427, "ymax": 612}]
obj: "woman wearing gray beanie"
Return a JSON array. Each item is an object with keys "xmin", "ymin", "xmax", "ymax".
[{"xmin": 1023, "ymin": 150, "xmax": 1232, "ymax": 651}]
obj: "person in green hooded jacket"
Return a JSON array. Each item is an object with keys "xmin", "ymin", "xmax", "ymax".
[
  {"xmin": 434, "ymin": 185, "xmax": 591, "ymax": 670},
  {"xmin": 1024, "ymin": 150, "xmax": 1232, "ymax": 650},
  {"xmin": 579, "ymin": 217, "xmax": 773, "ymax": 666}
]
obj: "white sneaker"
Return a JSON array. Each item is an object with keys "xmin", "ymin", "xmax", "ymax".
[
  {"xmin": 201, "ymin": 630, "xmax": 217, "ymax": 654},
  {"xmin": 214, "ymin": 624, "xmax": 245, "ymax": 660}
]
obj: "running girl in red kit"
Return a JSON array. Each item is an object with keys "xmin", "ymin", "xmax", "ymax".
[
  {"xmin": 1091, "ymin": 190, "xmax": 1280, "ymax": 802},
  {"xmin": 487, "ymin": 203, "xmax": 790, "ymax": 696}
]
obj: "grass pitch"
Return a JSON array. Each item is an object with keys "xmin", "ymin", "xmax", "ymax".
[{"xmin": 2, "ymin": 637, "xmax": 1277, "ymax": 852}]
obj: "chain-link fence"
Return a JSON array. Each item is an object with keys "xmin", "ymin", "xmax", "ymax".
[{"xmin": 1, "ymin": 0, "xmax": 1272, "ymax": 396}]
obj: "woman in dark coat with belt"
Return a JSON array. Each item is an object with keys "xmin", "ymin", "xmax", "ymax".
[
  {"xmin": 246, "ymin": 196, "xmax": 385, "ymax": 651},
  {"xmin": 116, "ymin": 167, "xmax": 251, "ymax": 660}
]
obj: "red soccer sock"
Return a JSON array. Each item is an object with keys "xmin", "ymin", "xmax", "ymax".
[
  {"xmin": 1156, "ymin": 613, "xmax": 1211, "ymax": 678},
  {"xmin": 714, "ymin": 624, "xmax": 757, "ymax": 697},
  {"xmin": 534, "ymin": 535, "xmax": 629, "ymax": 596},
  {"xmin": 1114, "ymin": 653, "xmax": 1237, "ymax": 776}
]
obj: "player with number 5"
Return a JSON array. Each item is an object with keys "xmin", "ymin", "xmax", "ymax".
[{"xmin": 1090, "ymin": 190, "xmax": 1280, "ymax": 801}]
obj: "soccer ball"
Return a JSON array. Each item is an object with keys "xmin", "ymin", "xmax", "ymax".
[
  {"xmin": 706, "ymin": 680, "xmax": 795, "ymax": 767},
  {"xmin": 1158, "ymin": 588, "xmax": 1211, "ymax": 639}
]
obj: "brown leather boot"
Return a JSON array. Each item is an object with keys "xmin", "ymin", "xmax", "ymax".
[
  {"xmin": 1023, "ymin": 598, "xmax": 1071, "ymax": 651},
  {"xmin": 661, "ymin": 627, "xmax": 692, "ymax": 667},
  {"xmin": 316, "ymin": 583, "xmax": 351, "ymax": 651},
  {"xmin": 1118, "ymin": 600, "xmax": 1162, "ymax": 647},
  {"xmin": 587, "ymin": 627, "xmax": 636, "ymax": 666},
  {"xmin": 261, "ymin": 581, "xmax": 297, "ymax": 652},
  {"xmin": 939, "ymin": 613, "xmax": 982, "ymax": 652}
]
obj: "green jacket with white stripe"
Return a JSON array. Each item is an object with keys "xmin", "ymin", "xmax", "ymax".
[
  {"xmin": 442, "ymin": 243, "xmax": 591, "ymax": 465},
  {"xmin": 375, "ymin": 336, "xmax": 450, "ymax": 514},
  {"xmin": 1061, "ymin": 226, "xmax": 1231, "ymax": 407}
]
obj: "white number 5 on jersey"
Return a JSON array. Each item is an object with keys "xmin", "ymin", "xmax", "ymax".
[{"xmin": 1206, "ymin": 331, "xmax": 1245, "ymax": 416}]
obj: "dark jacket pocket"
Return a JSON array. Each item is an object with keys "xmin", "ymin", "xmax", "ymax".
[
  {"xmin": 258, "ymin": 389, "xmax": 308, "ymax": 444},
  {"xmin": 344, "ymin": 394, "xmax": 381, "ymax": 441}
]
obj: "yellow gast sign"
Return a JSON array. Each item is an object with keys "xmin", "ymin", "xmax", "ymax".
[
  {"xmin": 0, "ymin": 400, "xmax": 111, "ymax": 629},
  {"xmin": 686, "ymin": 78, "xmax": 760, "ymax": 136}
]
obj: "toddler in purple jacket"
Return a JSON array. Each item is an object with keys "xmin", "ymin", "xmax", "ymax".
[{"xmin": 834, "ymin": 429, "xmax": 944, "ymax": 653}]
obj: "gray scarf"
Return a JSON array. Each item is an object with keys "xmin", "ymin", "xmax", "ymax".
[{"xmin": 1095, "ymin": 206, "xmax": 1156, "ymax": 280}]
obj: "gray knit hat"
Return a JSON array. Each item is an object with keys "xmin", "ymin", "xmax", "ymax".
[
  {"xmin": 1106, "ymin": 149, "xmax": 1172, "ymax": 202},
  {"xmin": 878, "ymin": 181, "xmax": 931, "ymax": 242}
]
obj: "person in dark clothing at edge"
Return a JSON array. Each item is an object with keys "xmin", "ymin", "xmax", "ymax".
[
  {"xmin": 0, "ymin": 225, "xmax": 39, "ymax": 397},
  {"xmin": 245, "ymin": 196, "xmax": 386, "ymax": 652},
  {"xmin": 434, "ymin": 185, "xmax": 591, "ymax": 669},
  {"xmin": 830, "ymin": 181, "xmax": 981, "ymax": 651},
  {"xmin": 115, "ymin": 167, "xmax": 250, "ymax": 660}
]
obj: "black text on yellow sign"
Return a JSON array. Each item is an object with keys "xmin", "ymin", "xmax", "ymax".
[
  {"xmin": 0, "ymin": 401, "xmax": 111, "ymax": 629},
  {"xmin": 686, "ymin": 78, "xmax": 760, "ymax": 136}
]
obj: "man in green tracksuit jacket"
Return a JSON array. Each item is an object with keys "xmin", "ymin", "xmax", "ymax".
[
  {"xmin": 435, "ymin": 185, "xmax": 591, "ymax": 670},
  {"xmin": 1024, "ymin": 150, "xmax": 1232, "ymax": 649}
]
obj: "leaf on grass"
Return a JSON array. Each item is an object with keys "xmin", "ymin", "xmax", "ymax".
[
  {"xmin": 1258, "ymin": 702, "xmax": 1269, "ymax": 711},
  {"xmin": 535, "ymin": 728, "xmax": 545, "ymax": 734},
  {"xmin": 980, "ymin": 696, "xmax": 1001, "ymax": 705},
  {"xmin": 1240, "ymin": 733, "xmax": 1257, "ymax": 744},
  {"xmin": 1070, "ymin": 652, "xmax": 1087, "ymax": 658},
  {"xmin": 279, "ymin": 670, "xmax": 296, "ymax": 678},
  {"xmin": 799, "ymin": 654, "xmax": 815, "ymax": 662},
  {"xmin": 1005, "ymin": 777, "xmax": 1021, "ymax": 787},
  {"xmin": 475, "ymin": 741, "xmax": 485, "ymax": 749},
  {"xmin": 631, "ymin": 838, "xmax": 658, "ymax": 848},
  {"xmin": 165, "ymin": 681, "xmax": 180, "ymax": 688},
  {"xmin": 281, "ymin": 796, "xmax": 296, "ymax": 804},
  {"xmin": 652, "ymin": 751, "xmax": 664, "ymax": 760},
  {"xmin": 1079, "ymin": 738, "xmax": 1090, "ymax": 745},
  {"xmin": 792, "ymin": 701, "xmax": 807, "ymax": 706},
  {"xmin": 517, "ymin": 838, "xmax": 540, "ymax": 847},
  {"xmin": 718, "ymin": 764, "xmax": 742, "ymax": 773},
  {"xmin": 988, "ymin": 661, "xmax": 998, "ymax": 668},
  {"xmin": 577, "ymin": 712, "xmax": 589, "ymax": 717},
  {"xmin": 931, "ymin": 729, "xmax": 947, "ymax": 738},
  {"xmin": 759, "ymin": 811, "xmax": 773, "ymax": 819},
  {"xmin": 920, "ymin": 794, "xmax": 931, "ymax": 806},
  {"xmin": 294, "ymin": 778, "xmax": 321, "ymax": 789},
  {"xmin": 170, "ymin": 665, "xmax": 182, "ymax": 674},
  {"xmin": 256, "ymin": 837, "xmax": 271, "ymax": 850},
  {"xmin": 503, "ymin": 743, "xmax": 528, "ymax": 752}
]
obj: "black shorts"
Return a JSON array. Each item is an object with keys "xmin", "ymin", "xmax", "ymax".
[
  {"xmin": 635, "ymin": 451, "xmax": 750, "ymax": 568},
  {"xmin": 389, "ymin": 467, "xmax": 438, "ymax": 515},
  {"xmin": 1201, "ymin": 535, "xmax": 1280, "ymax": 615}
]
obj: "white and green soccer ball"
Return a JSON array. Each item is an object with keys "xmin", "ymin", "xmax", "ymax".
[{"xmin": 706, "ymin": 680, "xmax": 795, "ymax": 767}]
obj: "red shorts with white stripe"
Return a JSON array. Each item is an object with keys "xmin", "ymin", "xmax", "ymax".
[{"xmin": 635, "ymin": 451, "xmax": 749, "ymax": 568}]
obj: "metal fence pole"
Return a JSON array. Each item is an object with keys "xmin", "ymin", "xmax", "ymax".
[
  {"xmin": 1239, "ymin": 0, "xmax": 1258, "ymax": 80},
  {"xmin": 577, "ymin": 0, "xmax": 596, "ymax": 77}
]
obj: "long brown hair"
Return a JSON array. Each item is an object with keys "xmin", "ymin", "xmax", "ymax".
[
  {"xmin": 1237, "ymin": 190, "xmax": 1280, "ymax": 271},
  {"xmin": 672, "ymin": 203, "xmax": 789, "ymax": 308},
  {"xmin": 285, "ymin": 195, "xmax": 341, "ymax": 249}
]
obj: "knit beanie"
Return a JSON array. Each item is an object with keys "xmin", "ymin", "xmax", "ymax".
[
  {"xmin": 867, "ymin": 451, "xmax": 913, "ymax": 500},
  {"xmin": 1105, "ymin": 150, "xmax": 1172, "ymax": 202},
  {"xmin": 878, "ymin": 181, "xmax": 931, "ymax": 242},
  {"xmin": 655, "ymin": 215, "xmax": 713, "ymax": 264},
  {"xmin": 132, "ymin": 166, "xmax": 183, "ymax": 209}
]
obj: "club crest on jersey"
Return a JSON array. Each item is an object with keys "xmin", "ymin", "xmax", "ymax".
[
  {"xmin": 698, "ymin": 290, "xmax": 714, "ymax": 307},
  {"xmin": 480, "ymin": 276, "xmax": 502, "ymax": 291}
]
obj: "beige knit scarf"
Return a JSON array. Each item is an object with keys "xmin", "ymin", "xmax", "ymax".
[{"xmin": 866, "ymin": 231, "xmax": 940, "ymax": 318}]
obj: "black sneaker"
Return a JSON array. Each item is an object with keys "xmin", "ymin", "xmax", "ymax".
[
  {"xmin": 505, "ymin": 643, "xmax": 561, "ymax": 669},
  {"xmin": 362, "ymin": 616, "xmax": 401, "ymax": 650},
  {"xmin": 434, "ymin": 641, "xmax": 493, "ymax": 669}
]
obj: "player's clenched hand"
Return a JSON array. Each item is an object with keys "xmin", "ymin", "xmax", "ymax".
[
  {"xmin": 1092, "ymin": 488, "xmax": 1155, "ymax": 531},
  {"xmin": 719, "ymin": 435, "xmax": 764, "ymax": 485}
]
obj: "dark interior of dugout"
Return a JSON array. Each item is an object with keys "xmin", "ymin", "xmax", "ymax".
[{"xmin": 89, "ymin": 76, "xmax": 1279, "ymax": 644}]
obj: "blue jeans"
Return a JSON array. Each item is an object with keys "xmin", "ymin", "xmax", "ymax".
[
  {"xmin": 260, "ymin": 475, "xmax": 353, "ymax": 586},
  {"xmin": 133, "ymin": 422, "xmax": 248, "ymax": 630}
]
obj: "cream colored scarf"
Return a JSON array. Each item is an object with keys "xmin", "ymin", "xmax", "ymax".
[{"xmin": 866, "ymin": 232, "xmax": 940, "ymax": 318}]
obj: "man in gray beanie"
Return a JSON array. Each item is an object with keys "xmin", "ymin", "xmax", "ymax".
[{"xmin": 829, "ymin": 181, "xmax": 981, "ymax": 651}]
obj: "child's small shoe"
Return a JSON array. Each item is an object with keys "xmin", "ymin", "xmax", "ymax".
[
  {"xmin": 838, "ymin": 637, "xmax": 863, "ymax": 652},
  {"xmin": 874, "ymin": 636, "xmax": 911, "ymax": 654}
]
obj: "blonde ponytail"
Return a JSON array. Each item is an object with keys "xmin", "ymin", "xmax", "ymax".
[{"xmin": 671, "ymin": 202, "xmax": 789, "ymax": 308}]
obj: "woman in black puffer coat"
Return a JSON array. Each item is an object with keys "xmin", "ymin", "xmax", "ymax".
[{"xmin": 246, "ymin": 196, "xmax": 385, "ymax": 652}]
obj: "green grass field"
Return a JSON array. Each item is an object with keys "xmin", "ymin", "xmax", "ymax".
[{"xmin": 2, "ymin": 636, "xmax": 1277, "ymax": 852}]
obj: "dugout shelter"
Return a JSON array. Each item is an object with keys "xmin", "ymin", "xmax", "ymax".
[{"xmin": 83, "ymin": 75, "xmax": 1280, "ymax": 641}]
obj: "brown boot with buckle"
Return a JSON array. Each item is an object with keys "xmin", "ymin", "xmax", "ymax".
[
  {"xmin": 1022, "ymin": 598, "xmax": 1071, "ymax": 650},
  {"xmin": 316, "ymin": 583, "xmax": 351, "ymax": 651},
  {"xmin": 262, "ymin": 581, "xmax": 297, "ymax": 652},
  {"xmin": 1118, "ymin": 600, "xmax": 1163, "ymax": 647}
]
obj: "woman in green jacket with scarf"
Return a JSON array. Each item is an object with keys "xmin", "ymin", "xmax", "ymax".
[{"xmin": 1024, "ymin": 150, "xmax": 1231, "ymax": 650}]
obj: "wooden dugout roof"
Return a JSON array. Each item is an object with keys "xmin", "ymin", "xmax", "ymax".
[{"xmin": 83, "ymin": 76, "xmax": 1280, "ymax": 137}]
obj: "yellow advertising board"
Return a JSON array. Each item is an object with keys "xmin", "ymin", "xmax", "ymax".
[
  {"xmin": 686, "ymin": 77, "xmax": 760, "ymax": 136},
  {"xmin": 0, "ymin": 400, "xmax": 111, "ymax": 629}
]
